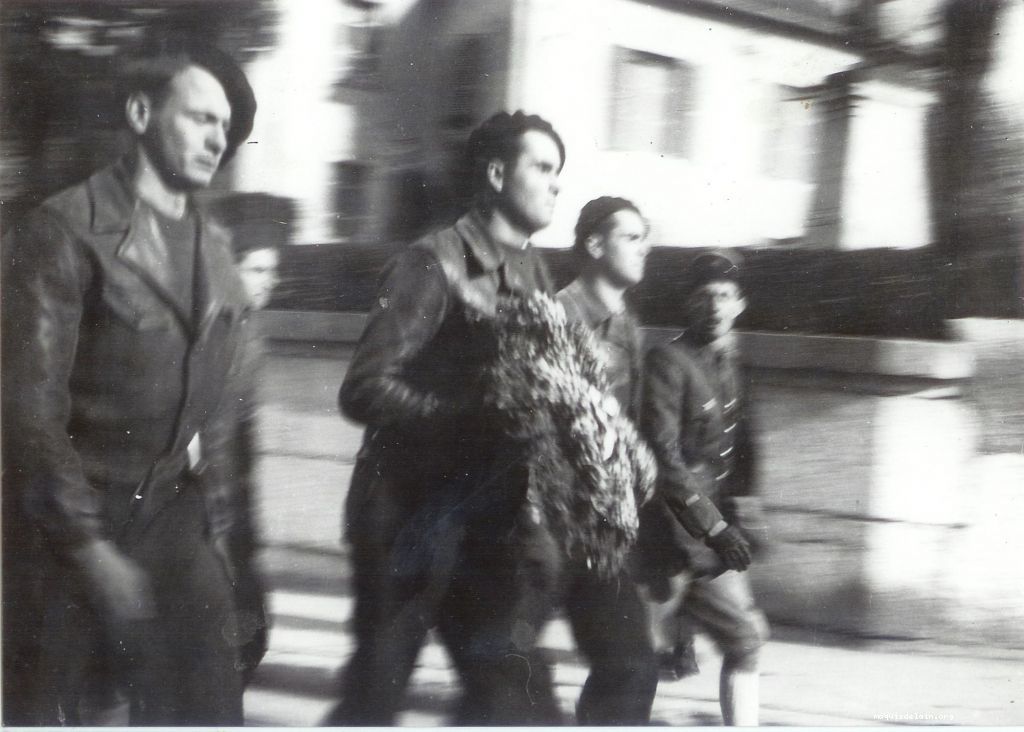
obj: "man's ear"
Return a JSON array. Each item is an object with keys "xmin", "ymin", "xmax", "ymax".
[
  {"xmin": 583, "ymin": 233, "xmax": 605, "ymax": 261},
  {"xmin": 125, "ymin": 91, "xmax": 153, "ymax": 136},
  {"xmin": 485, "ymin": 158, "xmax": 505, "ymax": 195}
]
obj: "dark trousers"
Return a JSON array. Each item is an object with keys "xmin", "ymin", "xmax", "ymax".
[
  {"xmin": 2, "ymin": 480, "xmax": 243, "ymax": 726},
  {"xmin": 563, "ymin": 563, "xmax": 658, "ymax": 725},
  {"xmin": 328, "ymin": 455, "xmax": 563, "ymax": 726}
]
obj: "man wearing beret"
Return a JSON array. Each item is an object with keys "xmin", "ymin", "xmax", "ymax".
[
  {"xmin": 554, "ymin": 196, "xmax": 659, "ymax": 724},
  {"xmin": 2, "ymin": 37, "xmax": 257, "ymax": 724},
  {"xmin": 636, "ymin": 250, "xmax": 770, "ymax": 726}
]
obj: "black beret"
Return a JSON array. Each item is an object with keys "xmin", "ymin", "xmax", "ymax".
[
  {"xmin": 685, "ymin": 250, "xmax": 743, "ymax": 294},
  {"xmin": 119, "ymin": 35, "xmax": 256, "ymax": 165},
  {"xmin": 574, "ymin": 196, "xmax": 641, "ymax": 248}
]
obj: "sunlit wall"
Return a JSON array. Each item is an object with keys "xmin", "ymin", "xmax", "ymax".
[
  {"xmin": 511, "ymin": 0, "xmax": 860, "ymax": 248},
  {"xmin": 371, "ymin": 0, "xmax": 941, "ymax": 250},
  {"xmin": 233, "ymin": 0, "xmax": 370, "ymax": 245}
]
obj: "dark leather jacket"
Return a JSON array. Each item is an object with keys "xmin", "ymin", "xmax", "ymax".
[
  {"xmin": 339, "ymin": 211, "xmax": 553, "ymax": 481},
  {"xmin": 1, "ymin": 160, "xmax": 248, "ymax": 552},
  {"xmin": 638, "ymin": 331, "xmax": 757, "ymax": 572}
]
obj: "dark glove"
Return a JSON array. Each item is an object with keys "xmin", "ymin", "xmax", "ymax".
[
  {"xmin": 705, "ymin": 525, "xmax": 752, "ymax": 572},
  {"xmin": 729, "ymin": 496, "xmax": 770, "ymax": 556}
]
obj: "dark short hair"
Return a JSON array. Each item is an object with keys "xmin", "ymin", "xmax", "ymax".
[
  {"xmin": 118, "ymin": 34, "xmax": 256, "ymax": 164},
  {"xmin": 573, "ymin": 196, "xmax": 644, "ymax": 257},
  {"xmin": 465, "ymin": 111, "xmax": 565, "ymax": 197}
]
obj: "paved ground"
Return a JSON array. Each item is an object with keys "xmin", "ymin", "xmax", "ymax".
[
  {"xmin": 241, "ymin": 344, "xmax": 1024, "ymax": 726},
  {"xmin": 244, "ymin": 545, "xmax": 1024, "ymax": 727}
]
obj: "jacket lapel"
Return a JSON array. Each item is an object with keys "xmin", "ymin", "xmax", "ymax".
[
  {"xmin": 454, "ymin": 212, "xmax": 543, "ymax": 295},
  {"xmin": 95, "ymin": 161, "xmax": 194, "ymax": 331},
  {"xmin": 115, "ymin": 207, "xmax": 195, "ymax": 330}
]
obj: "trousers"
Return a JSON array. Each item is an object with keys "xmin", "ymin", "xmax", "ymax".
[
  {"xmin": 328, "ymin": 453, "xmax": 564, "ymax": 726},
  {"xmin": 2, "ymin": 478, "xmax": 243, "ymax": 725},
  {"xmin": 562, "ymin": 561, "xmax": 659, "ymax": 725}
]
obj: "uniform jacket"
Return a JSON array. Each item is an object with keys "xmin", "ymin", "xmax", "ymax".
[
  {"xmin": 1, "ymin": 159, "xmax": 249, "ymax": 552},
  {"xmin": 637, "ymin": 330, "xmax": 757, "ymax": 574},
  {"xmin": 340, "ymin": 210, "xmax": 553, "ymax": 484}
]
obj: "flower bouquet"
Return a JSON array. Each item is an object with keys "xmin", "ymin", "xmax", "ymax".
[{"xmin": 479, "ymin": 291, "xmax": 656, "ymax": 577}]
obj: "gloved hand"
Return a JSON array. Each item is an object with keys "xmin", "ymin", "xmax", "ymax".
[
  {"xmin": 729, "ymin": 496, "xmax": 770, "ymax": 556},
  {"xmin": 705, "ymin": 524, "xmax": 752, "ymax": 572}
]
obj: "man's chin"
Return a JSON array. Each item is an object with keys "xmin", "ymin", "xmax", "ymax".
[
  {"xmin": 160, "ymin": 173, "xmax": 212, "ymax": 193},
  {"xmin": 176, "ymin": 164, "xmax": 219, "ymax": 190},
  {"xmin": 187, "ymin": 170, "xmax": 217, "ymax": 188}
]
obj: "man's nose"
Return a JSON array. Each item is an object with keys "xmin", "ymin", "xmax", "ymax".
[{"xmin": 208, "ymin": 125, "xmax": 227, "ymax": 156}]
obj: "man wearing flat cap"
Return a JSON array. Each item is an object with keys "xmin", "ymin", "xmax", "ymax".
[
  {"xmin": 636, "ymin": 250, "xmax": 770, "ymax": 726},
  {"xmin": 2, "ymin": 36, "xmax": 257, "ymax": 724}
]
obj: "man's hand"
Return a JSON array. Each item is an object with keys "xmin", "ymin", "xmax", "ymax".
[
  {"xmin": 71, "ymin": 539, "xmax": 155, "ymax": 623},
  {"xmin": 705, "ymin": 524, "xmax": 752, "ymax": 572},
  {"xmin": 213, "ymin": 534, "xmax": 237, "ymax": 584},
  {"xmin": 730, "ymin": 496, "xmax": 770, "ymax": 556}
]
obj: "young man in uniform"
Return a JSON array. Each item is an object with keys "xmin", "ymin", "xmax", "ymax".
[
  {"xmin": 555, "ymin": 195, "xmax": 659, "ymax": 724},
  {"xmin": 2, "ymin": 38, "xmax": 257, "ymax": 724},
  {"xmin": 637, "ymin": 251, "xmax": 770, "ymax": 726}
]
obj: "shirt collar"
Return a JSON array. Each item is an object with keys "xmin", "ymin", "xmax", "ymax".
[
  {"xmin": 680, "ymin": 328, "xmax": 737, "ymax": 357},
  {"xmin": 562, "ymin": 278, "xmax": 618, "ymax": 330}
]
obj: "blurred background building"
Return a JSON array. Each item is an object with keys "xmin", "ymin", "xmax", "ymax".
[
  {"xmin": 2, "ymin": 0, "xmax": 1023, "ymax": 657},
  {"xmin": 3, "ymin": 0, "xmax": 1020, "ymax": 317}
]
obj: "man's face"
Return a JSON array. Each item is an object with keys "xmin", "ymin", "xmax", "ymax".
[
  {"xmin": 686, "ymin": 280, "xmax": 746, "ymax": 341},
  {"xmin": 143, "ymin": 65, "xmax": 232, "ymax": 190},
  {"xmin": 594, "ymin": 209, "xmax": 650, "ymax": 288},
  {"xmin": 237, "ymin": 247, "xmax": 280, "ymax": 311},
  {"xmin": 497, "ymin": 130, "xmax": 562, "ymax": 235}
]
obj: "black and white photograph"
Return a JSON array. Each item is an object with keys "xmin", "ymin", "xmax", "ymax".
[{"xmin": 1, "ymin": 0, "xmax": 1022, "ymax": 726}]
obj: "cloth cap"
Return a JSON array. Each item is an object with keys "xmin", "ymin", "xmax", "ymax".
[
  {"xmin": 685, "ymin": 250, "xmax": 743, "ymax": 295},
  {"xmin": 574, "ymin": 196, "xmax": 641, "ymax": 248}
]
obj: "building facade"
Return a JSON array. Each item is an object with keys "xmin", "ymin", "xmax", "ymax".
[{"xmin": 362, "ymin": 0, "xmax": 935, "ymax": 250}]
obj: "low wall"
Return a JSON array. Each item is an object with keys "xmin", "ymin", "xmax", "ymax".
[
  {"xmin": 255, "ymin": 311, "xmax": 1024, "ymax": 648},
  {"xmin": 267, "ymin": 244, "xmax": 951, "ymax": 338}
]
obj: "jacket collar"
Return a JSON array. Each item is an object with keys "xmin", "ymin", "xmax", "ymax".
[
  {"xmin": 88, "ymin": 158, "xmax": 138, "ymax": 234},
  {"xmin": 454, "ymin": 210, "xmax": 531, "ymax": 273},
  {"xmin": 679, "ymin": 328, "xmax": 738, "ymax": 360},
  {"xmin": 87, "ymin": 158, "xmax": 240, "ymax": 337}
]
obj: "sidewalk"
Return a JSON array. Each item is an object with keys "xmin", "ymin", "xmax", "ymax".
[{"xmin": 245, "ymin": 545, "xmax": 1024, "ymax": 727}]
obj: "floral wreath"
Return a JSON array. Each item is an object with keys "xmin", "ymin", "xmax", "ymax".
[{"xmin": 479, "ymin": 291, "xmax": 656, "ymax": 577}]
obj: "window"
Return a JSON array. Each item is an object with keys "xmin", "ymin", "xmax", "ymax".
[
  {"xmin": 608, "ymin": 48, "xmax": 698, "ymax": 158},
  {"xmin": 761, "ymin": 85, "xmax": 818, "ymax": 183}
]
